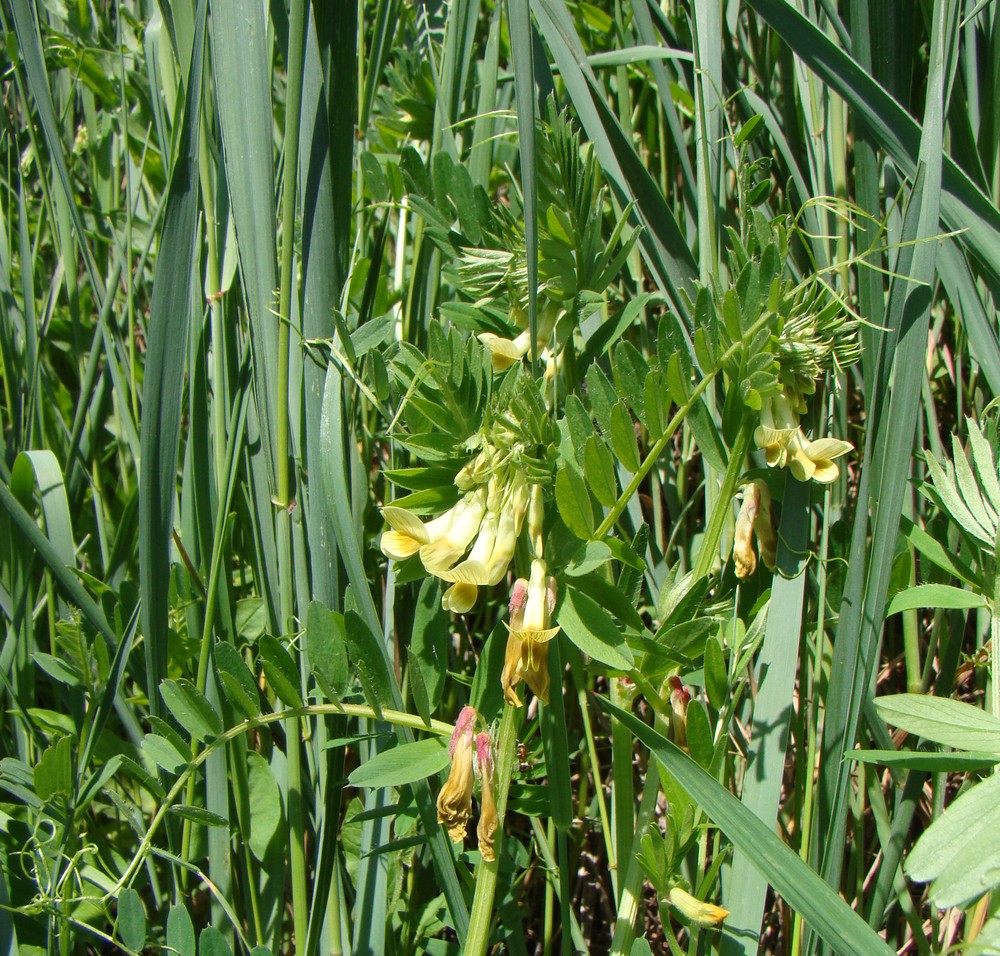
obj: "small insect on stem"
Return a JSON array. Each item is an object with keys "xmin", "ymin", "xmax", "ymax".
[{"xmin": 516, "ymin": 741, "xmax": 531, "ymax": 774}]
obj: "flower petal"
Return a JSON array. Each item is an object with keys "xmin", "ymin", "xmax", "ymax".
[
  {"xmin": 809, "ymin": 458, "xmax": 842, "ymax": 483},
  {"xmin": 478, "ymin": 330, "xmax": 531, "ymax": 371},
  {"xmin": 501, "ymin": 632, "xmax": 524, "ymax": 707},
  {"xmin": 437, "ymin": 735, "xmax": 475, "ymax": 842},
  {"xmin": 442, "ymin": 581, "xmax": 478, "ymax": 613},
  {"xmin": 804, "ymin": 437, "xmax": 853, "ymax": 461},
  {"xmin": 438, "ymin": 559, "xmax": 491, "ymax": 585},
  {"xmin": 381, "ymin": 505, "xmax": 430, "ymax": 542},
  {"xmin": 380, "ymin": 530, "xmax": 423, "ymax": 560}
]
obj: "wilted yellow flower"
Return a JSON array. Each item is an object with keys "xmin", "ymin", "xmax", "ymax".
[
  {"xmin": 475, "ymin": 732, "xmax": 498, "ymax": 862},
  {"xmin": 502, "ymin": 559, "xmax": 560, "ymax": 706},
  {"xmin": 733, "ymin": 480, "xmax": 777, "ymax": 579},
  {"xmin": 667, "ymin": 887, "xmax": 729, "ymax": 927},
  {"xmin": 437, "ymin": 706, "xmax": 477, "ymax": 842}
]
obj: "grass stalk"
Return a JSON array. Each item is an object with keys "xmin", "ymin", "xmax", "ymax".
[
  {"xmin": 610, "ymin": 677, "xmax": 633, "ymax": 903},
  {"xmin": 275, "ymin": 0, "xmax": 309, "ymax": 949},
  {"xmin": 576, "ymin": 683, "xmax": 614, "ymax": 881}
]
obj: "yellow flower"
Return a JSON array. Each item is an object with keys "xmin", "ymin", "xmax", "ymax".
[
  {"xmin": 733, "ymin": 480, "xmax": 777, "ymax": 579},
  {"xmin": 501, "ymin": 559, "xmax": 560, "ymax": 706},
  {"xmin": 441, "ymin": 582, "xmax": 479, "ymax": 614},
  {"xmin": 667, "ymin": 887, "xmax": 729, "ymax": 928},
  {"xmin": 437, "ymin": 706, "xmax": 477, "ymax": 842},
  {"xmin": 475, "ymin": 732, "xmax": 498, "ymax": 862},
  {"xmin": 478, "ymin": 329, "xmax": 534, "ymax": 371},
  {"xmin": 754, "ymin": 393, "xmax": 852, "ymax": 484},
  {"xmin": 786, "ymin": 432, "xmax": 853, "ymax": 484},
  {"xmin": 415, "ymin": 488, "xmax": 489, "ymax": 575},
  {"xmin": 753, "ymin": 392, "xmax": 800, "ymax": 468},
  {"xmin": 380, "ymin": 490, "xmax": 486, "ymax": 563},
  {"xmin": 477, "ymin": 304, "xmax": 557, "ymax": 372},
  {"xmin": 437, "ymin": 475, "xmax": 529, "ymax": 591}
]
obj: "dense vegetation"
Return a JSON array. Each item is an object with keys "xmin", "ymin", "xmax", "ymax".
[{"xmin": 2, "ymin": 0, "xmax": 1000, "ymax": 954}]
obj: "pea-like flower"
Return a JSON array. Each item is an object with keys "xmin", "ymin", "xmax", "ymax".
[
  {"xmin": 478, "ymin": 304, "xmax": 557, "ymax": 372},
  {"xmin": 437, "ymin": 475, "xmax": 530, "ymax": 611},
  {"xmin": 478, "ymin": 329, "xmax": 535, "ymax": 371},
  {"xmin": 754, "ymin": 392, "xmax": 852, "ymax": 484},
  {"xmin": 418, "ymin": 489, "xmax": 493, "ymax": 576},
  {"xmin": 785, "ymin": 432, "xmax": 853, "ymax": 484},
  {"xmin": 437, "ymin": 706, "xmax": 477, "ymax": 842},
  {"xmin": 502, "ymin": 559, "xmax": 560, "ymax": 707},
  {"xmin": 380, "ymin": 489, "xmax": 486, "ymax": 563},
  {"xmin": 733, "ymin": 480, "xmax": 778, "ymax": 579},
  {"xmin": 475, "ymin": 732, "xmax": 498, "ymax": 862},
  {"xmin": 379, "ymin": 453, "xmax": 534, "ymax": 613},
  {"xmin": 753, "ymin": 392, "xmax": 802, "ymax": 469},
  {"xmin": 667, "ymin": 887, "xmax": 729, "ymax": 927}
]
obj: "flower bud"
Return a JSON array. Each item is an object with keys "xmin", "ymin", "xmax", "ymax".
[
  {"xmin": 667, "ymin": 887, "xmax": 729, "ymax": 927},
  {"xmin": 667, "ymin": 676, "xmax": 691, "ymax": 750},
  {"xmin": 475, "ymin": 732, "xmax": 498, "ymax": 862}
]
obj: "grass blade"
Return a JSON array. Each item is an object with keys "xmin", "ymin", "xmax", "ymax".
[
  {"xmin": 598, "ymin": 698, "xmax": 896, "ymax": 956},
  {"xmin": 138, "ymin": 0, "xmax": 207, "ymax": 712},
  {"xmin": 721, "ymin": 476, "xmax": 810, "ymax": 953},
  {"xmin": 746, "ymin": 0, "xmax": 1000, "ymax": 287},
  {"xmin": 813, "ymin": 0, "xmax": 956, "ymax": 929}
]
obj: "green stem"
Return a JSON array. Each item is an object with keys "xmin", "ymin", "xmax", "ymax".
[
  {"xmin": 692, "ymin": 417, "xmax": 754, "ymax": 581},
  {"xmin": 992, "ymin": 599, "xmax": 1000, "ymax": 737},
  {"xmin": 576, "ymin": 684, "xmax": 614, "ymax": 873},
  {"xmin": 275, "ymin": 0, "xmax": 308, "ymax": 949},
  {"xmin": 610, "ymin": 679, "xmax": 633, "ymax": 903},
  {"xmin": 609, "ymin": 760, "xmax": 661, "ymax": 955},
  {"xmin": 593, "ymin": 314, "xmax": 771, "ymax": 542},
  {"xmin": 542, "ymin": 817, "xmax": 554, "ymax": 956},
  {"xmin": 465, "ymin": 703, "xmax": 519, "ymax": 956},
  {"xmin": 107, "ymin": 704, "xmax": 452, "ymax": 900}
]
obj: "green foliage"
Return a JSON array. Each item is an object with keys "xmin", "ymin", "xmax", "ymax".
[{"xmin": 1, "ymin": 0, "xmax": 998, "ymax": 954}]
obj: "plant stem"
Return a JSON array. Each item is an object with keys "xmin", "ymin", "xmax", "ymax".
[
  {"xmin": 576, "ymin": 684, "xmax": 614, "ymax": 874},
  {"xmin": 465, "ymin": 702, "xmax": 519, "ymax": 956},
  {"xmin": 108, "ymin": 703, "xmax": 452, "ymax": 900},
  {"xmin": 610, "ymin": 678, "xmax": 633, "ymax": 903},
  {"xmin": 276, "ymin": 0, "xmax": 308, "ymax": 949},
  {"xmin": 593, "ymin": 313, "xmax": 771, "ymax": 542}
]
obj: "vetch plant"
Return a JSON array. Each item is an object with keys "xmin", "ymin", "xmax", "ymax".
[{"xmin": 2, "ymin": 1, "xmax": 996, "ymax": 954}]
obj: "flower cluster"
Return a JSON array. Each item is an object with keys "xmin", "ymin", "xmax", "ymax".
[
  {"xmin": 436, "ymin": 707, "xmax": 498, "ymax": 861},
  {"xmin": 380, "ymin": 469, "xmax": 529, "ymax": 613},
  {"xmin": 732, "ymin": 480, "xmax": 777, "ymax": 579},
  {"xmin": 754, "ymin": 391, "xmax": 852, "ymax": 484}
]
